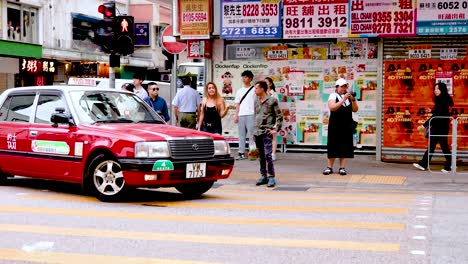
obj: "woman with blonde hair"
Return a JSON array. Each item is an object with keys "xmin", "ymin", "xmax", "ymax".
[{"xmin": 198, "ymin": 82, "xmax": 232, "ymax": 134}]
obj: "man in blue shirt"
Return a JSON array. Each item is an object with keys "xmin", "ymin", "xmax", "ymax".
[
  {"xmin": 172, "ymin": 77, "xmax": 201, "ymax": 129},
  {"xmin": 143, "ymin": 82, "xmax": 170, "ymax": 122}
]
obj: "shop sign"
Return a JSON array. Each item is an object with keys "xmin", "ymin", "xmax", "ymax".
[
  {"xmin": 187, "ymin": 40, "xmax": 211, "ymax": 59},
  {"xmin": 440, "ymin": 48, "xmax": 458, "ymax": 60},
  {"xmin": 134, "ymin": 23, "xmax": 150, "ymax": 46},
  {"xmin": 408, "ymin": 45, "xmax": 432, "ymax": 59},
  {"xmin": 235, "ymin": 47, "xmax": 257, "ymax": 59},
  {"xmin": 20, "ymin": 58, "xmax": 57, "ymax": 75},
  {"xmin": 263, "ymin": 45, "xmax": 288, "ymax": 60},
  {"xmin": 349, "ymin": 0, "xmax": 416, "ymax": 37},
  {"xmin": 283, "ymin": 0, "xmax": 348, "ymax": 39},
  {"xmin": 435, "ymin": 71, "xmax": 454, "ymax": 95},
  {"xmin": 220, "ymin": 0, "xmax": 282, "ymax": 39},
  {"xmin": 417, "ymin": 0, "xmax": 468, "ymax": 35},
  {"xmin": 178, "ymin": 0, "xmax": 211, "ymax": 39}
]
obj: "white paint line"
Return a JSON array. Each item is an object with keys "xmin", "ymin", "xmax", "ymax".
[
  {"xmin": 420, "ymin": 199, "xmax": 432, "ymax": 202},
  {"xmin": 412, "ymin": 225, "xmax": 427, "ymax": 229},
  {"xmin": 21, "ymin": 241, "xmax": 54, "ymax": 252},
  {"xmin": 418, "ymin": 202, "xmax": 431, "ymax": 205},
  {"xmin": 415, "ymin": 215, "xmax": 429, "ymax": 219},
  {"xmin": 411, "ymin": 250, "xmax": 426, "ymax": 255},
  {"xmin": 418, "ymin": 208, "xmax": 430, "ymax": 211},
  {"xmin": 412, "ymin": 236, "xmax": 427, "ymax": 240},
  {"xmin": 15, "ymin": 193, "xmax": 29, "ymax": 196}
]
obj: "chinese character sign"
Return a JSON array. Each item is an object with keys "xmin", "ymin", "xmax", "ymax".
[
  {"xmin": 350, "ymin": 0, "xmax": 416, "ymax": 37},
  {"xmin": 417, "ymin": 0, "xmax": 468, "ymax": 35},
  {"xmin": 221, "ymin": 0, "xmax": 282, "ymax": 39},
  {"xmin": 19, "ymin": 58, "xmax": 57, "ymax": 75},
  {"xmin": 283, "ymin": 0, "xmax": 349, "ymax": 39},
  {"xmin": 179, "ymin": 0, "xmax": 211, "ymax": 39}
]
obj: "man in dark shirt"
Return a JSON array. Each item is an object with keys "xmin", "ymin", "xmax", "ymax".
[
  {"xmin": 253, "ymin": 81, "xmax": 283, "ymax": 188},
  {"xmin": 143, "ymin": 82, "xmax": 170, "ymax": 122}
]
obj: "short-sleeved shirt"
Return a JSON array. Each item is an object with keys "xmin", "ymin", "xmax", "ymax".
[
  {"xmin": 172, "ymin": 86, "xmax": 201, "ymax": 112},
  {"xmin": 144, "ymin": 96, "xmax": 170, "ymax": 121},
  {"xmin": 134, "ymin": 87, "xmax": 148, "ymax": 100},
  {"xmin": 234, "ymin": 86, "xmax": 256, "ymax": 116},
  {"xmin": 328, "ymin": 93, "xmax": 350, "ymax": 107}
]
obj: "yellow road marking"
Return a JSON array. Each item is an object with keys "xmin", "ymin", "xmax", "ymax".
[
  {"xmin": 0, "ymin": 224, "xmax": 401, "ymax": 252},
  {"xmin": 26, "ymin": 193, "xmax": 413, "ymax": 205},
  {"xmin": 0, "ymin": 206, "xmax": 404, "ymax": 230},
  {"xmin": 0, "ymin": 248, "xmax": 218, "ymax": 264}
]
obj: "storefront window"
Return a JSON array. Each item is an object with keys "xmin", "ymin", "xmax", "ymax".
[{"xmin": 7, "ymin": 3, "xmax": 38, "ymax": 44}]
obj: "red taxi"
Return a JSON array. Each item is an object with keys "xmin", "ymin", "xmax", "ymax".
[{"xmin": 0, "ymin": 86, "xmax": 234, "ymax": 201}]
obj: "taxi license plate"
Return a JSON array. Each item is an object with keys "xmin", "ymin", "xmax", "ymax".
[{"xmin": 186, "ymin": 163, "xmax": 206, "ymax": 178}]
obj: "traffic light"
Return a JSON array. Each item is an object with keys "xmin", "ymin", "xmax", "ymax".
[
  {"xmin": 113, "ymin": 16, "xmax": 134, "ymax": 55},
  {"xmin": 96, "ymin": 2, "xmax": 116, "ymax": 53},
  {"xmin": 98, "ymin": 2, "xmax": 115, "ymax": 20}
]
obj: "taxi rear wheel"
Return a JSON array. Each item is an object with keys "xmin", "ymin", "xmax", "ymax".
[
  {"xmin": 175, "ymin": 181, "xmax": 214, "ymax": 197},
  {"xmin": 86, "ymin": 154, "xmax": 126, "ymax": 202}
]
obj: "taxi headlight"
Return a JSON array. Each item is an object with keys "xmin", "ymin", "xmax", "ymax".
[
  {"xmin": 135, "ymin": 142, "xmax": 170, "ymax": 158},
  {"xmin": 214, "ymin": 140, "xmax": 231, "ymax": 156}
]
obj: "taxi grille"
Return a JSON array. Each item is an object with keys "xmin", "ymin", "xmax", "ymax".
[{"xmin": 168, "ymin": 139, "xmax": 214, "ymax": 160}]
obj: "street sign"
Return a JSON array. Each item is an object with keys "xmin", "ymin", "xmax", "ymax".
[{"xmin": 161, "ymin": 25, "xmax": 187, "ymax": 54}]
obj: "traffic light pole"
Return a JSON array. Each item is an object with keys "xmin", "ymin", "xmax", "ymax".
[{"xmin": 109, "ymin": 64, "xmax": 116, "ymax": 89}]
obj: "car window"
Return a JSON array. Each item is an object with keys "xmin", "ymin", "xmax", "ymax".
[
  {"xmin": 69, "ymin": 91, "xmax": 165, "ymax": 124},
  {"xmin": 34, "ymin": 94, "xmax": 68, "ymax": 124},
  {"xmin": 1, "ymin": 94, "xmax": 35, "ymax": 123}
]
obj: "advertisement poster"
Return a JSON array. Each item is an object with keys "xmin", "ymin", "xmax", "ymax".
[
  {"xmin": 417, "ymin": 0, "xmax": 468, "ymax": 35},
  {"xmin": 214, "ymin": 57, "xmax": 379, "ymax": 147},
  {"xmin": 283, "ymin": 0, "xmax": 349, "ymax": 39},
  {"xmin": 350, "ymin": 0, "xmax": 416, "ymax": 37},
  {"xmin": 220, "ymin": 0, "xmax": 282, "ymax": 39},
  {"xmin": 178, "ymin": 0, "xmax": 211, "ymax": 39},
  {"xmin": 383, "ymin": 60, "xmax": 468, "ymax": 150}
]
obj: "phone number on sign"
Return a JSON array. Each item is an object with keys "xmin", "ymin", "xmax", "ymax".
[
  {"xmin": 182, "ymin": 12, "xmax": 208, "ymax": 23},
  {"xmin": 372, "ymin": 22, "xmax": 413, "ymax": 34},
  {"xmin": 221, "ymin": 27, "xmax": 278, "ymax": 36}
]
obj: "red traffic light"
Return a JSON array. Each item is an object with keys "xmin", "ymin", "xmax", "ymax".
[{"xmin": 98, "ymin": 3, "xmax": 115, "ymax": 19}]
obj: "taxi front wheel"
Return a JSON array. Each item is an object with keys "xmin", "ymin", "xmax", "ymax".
[
  {"xmin": 175, "ymin": 181, "xmax": 214, "ymax": 197},
  {"xmin": 86, "ymin": 154, "xmax": 126, "ymax": 202}
]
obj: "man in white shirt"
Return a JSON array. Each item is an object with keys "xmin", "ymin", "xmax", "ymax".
[
  {"xmin": 172, "ymin": 77, "xmax": 201, "ymax": 129},
  {"xmin": 234, "ymin": 70, "xmax": 256, "ymax": 160},
  {"xmin": 133, "ymin": 73, "xmax": 148, "ymax": 100}
]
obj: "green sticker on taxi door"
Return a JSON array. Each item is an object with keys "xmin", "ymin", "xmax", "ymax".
[{"xmin": 152, "ymin": 160, "xmax": 174, "ymax": 171}]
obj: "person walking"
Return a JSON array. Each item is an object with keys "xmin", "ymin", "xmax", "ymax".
[
  {"xmin": 234, "ymin": 70, "xmax": 256, "ymax": 160},
  {"xmin": 133, "ymin": 73, "xmax": 148, "ymax": 100},
  {"xmin": 144, "ymin": 82, "xmax": 170, "ymax": 122},
  {"xmin": 172, "ymin": 77, "xmax": 201, "ymax": 129},
  {"xmin": 197, "ymin": 82, "xmax": 231, "ymax": 134},
  {"xmin": 253, "ymin": 81, "xmax": 283, "ymax": 188},
  {"xmin": 323, "ymin": 78, "xmax": 359, "ymax": 176},
  {"xmin": 265, "ymin": 77, "xmax": 279, "ymax": 161},
  {"xmin": 413, "ymin": 82, "xmax": 453, "ymax": 172}
]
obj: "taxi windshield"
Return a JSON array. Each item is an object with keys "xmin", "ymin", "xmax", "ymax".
[{"xmin": 69, "ymin": 91, "xmax": 165, "ymax": 124}]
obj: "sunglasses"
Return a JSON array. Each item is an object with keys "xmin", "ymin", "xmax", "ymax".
[{"xmin": 152, "ymin": 87, "xmax": 159, "ymax": 91}]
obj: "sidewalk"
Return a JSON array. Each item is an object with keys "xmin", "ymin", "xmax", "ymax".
[{"xmin": 225, "ymin": 152, "xmax": 468, "ymax": 192}]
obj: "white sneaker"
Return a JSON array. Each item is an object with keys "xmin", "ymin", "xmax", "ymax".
[
  {"xmin": 413, "ymin": 163, "xmax": 426, "ymax": 171},
  {"xmin": 441, "ymin": 169, "xmax": 450, "ymax": 173},
  {"xmin": 272, "ymin": 154, "xmax": 277, "ymax": 161}
]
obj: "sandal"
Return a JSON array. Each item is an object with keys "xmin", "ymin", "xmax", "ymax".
[
  {"xmin": 339, "ymin": 168, "xmax": 347, "ymax": 176},
  {"xmin": 322, "ymin": 167, "xmax": 333, "ymax": 175}
]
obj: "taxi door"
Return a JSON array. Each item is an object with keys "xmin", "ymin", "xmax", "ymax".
[
  {"xmin": 26, "ymin": 91, "xmax": 81, "ymax": 181},
  {"xmin": 0, "ymin": 92, "xmax": 35, "ymax": 176}
]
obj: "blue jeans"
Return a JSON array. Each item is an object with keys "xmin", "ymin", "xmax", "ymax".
[{"xmin": 254, "ymin": 133, "xmax": 275, "ymax": 177}]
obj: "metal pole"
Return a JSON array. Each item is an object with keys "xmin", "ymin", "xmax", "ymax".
[
  {"xmin": 451, "ymin": 118, "xmax": 457, "ymax": 179},
  {"xmin": 109, "ymin": 64, "xmax": 115, "ymax": 89},
  {"xmin": 170, "ymin": 54, "xmax": 178, "ymax": 125}
]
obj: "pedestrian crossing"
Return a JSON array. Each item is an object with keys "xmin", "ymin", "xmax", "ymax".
[{"xmin": 0, "ymin": 183, "xmax": 435, "ymax": 263}]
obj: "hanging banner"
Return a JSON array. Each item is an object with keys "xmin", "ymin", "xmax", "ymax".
[
  {"xmin": 283, "ymin": 0, "xmax": 349, "ymax": 39},
  {"xmin": 178, "ymin": 0, "xmax": 211, "ymax": 39},
  {"xmin": 349, "ymin": 0, "xmax": 416, "ymax": 37},
  {"xmin": 417, "ymin": 0, "xmax": 468, "ymax": 35},
  {"xmin": 220, "ymin": 0, "xmax": 282, "ymax": 39}
]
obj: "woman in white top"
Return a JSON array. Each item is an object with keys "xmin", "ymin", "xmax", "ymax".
[{"xmin": 265, "ymin": 77, "xmax": 279, "ymax": 161}]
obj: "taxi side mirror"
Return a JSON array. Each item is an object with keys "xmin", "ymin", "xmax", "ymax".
[{"xmin": 51, "ymin": 107, "xmax": 75, "ymax": 127}]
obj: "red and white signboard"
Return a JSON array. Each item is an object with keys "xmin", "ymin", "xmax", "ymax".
[
  {"xmin": 161, "ymin": 25, "xmax": 187, "ymax": 55},
  {"xmin": 283, "ymin": 0, "xmax": 349, "ymax": 39},
  {"xmin": 350, "ymin": 0, "xmax": 416, "ymax": 37},
  {"xmin": 187, "ymin": 40, "xmax": 211, "ymax": 59}
]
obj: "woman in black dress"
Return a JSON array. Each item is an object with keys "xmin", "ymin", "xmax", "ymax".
[
  {"xmin": 413, "ymin": 82, "xmax": 453, "ymax": 172},
  {"xmin": 323, "ymin": 78, "xmax": 359, "ymax": 176},
  {"xmin": 198, "ymin": 82, "xmax": 231, "ymax": 134}
]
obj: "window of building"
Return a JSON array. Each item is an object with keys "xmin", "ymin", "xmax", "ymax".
[{"xmin": 7, "ymin": 3, "xmax": 38, "ymax": 44}]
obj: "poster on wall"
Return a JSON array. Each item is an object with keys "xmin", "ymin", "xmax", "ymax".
[
  {"xmin": 417, "ymin": 0, "xmax": 468, "ymax": 35},
  {"xmin": 178, "ymin": 0, "xmax": 211, "ymax": 39},
  {"xmin": 220, "ymin": 0, "xmax": 282, "ymax": 39},
  {"xmin": 349, "ymin": 0, "xmax": 416, "ymax": 37},
  {"xmin": 383, "ymin": 60, "xmax": 468, "ymax": 150},
  {"xmin": 283, "ymin": 0, "xmax": 349, "ymax": 39}
]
